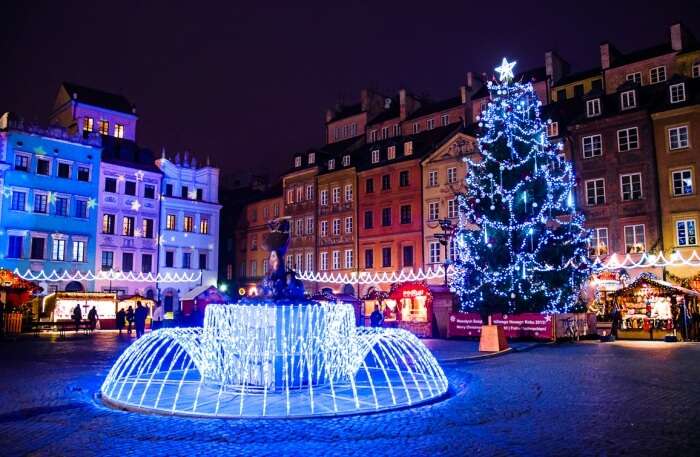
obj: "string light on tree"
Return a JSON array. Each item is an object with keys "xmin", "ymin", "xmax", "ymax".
[{"xmin": 450, "ymin": 58, "xmax": 592, "ymax": 315}]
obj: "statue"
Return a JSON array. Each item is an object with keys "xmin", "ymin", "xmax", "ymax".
[{"xmin": 261, "ymin": 218, "xmax": 304, "ymax": 299}]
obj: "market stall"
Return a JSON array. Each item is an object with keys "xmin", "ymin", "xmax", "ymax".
[
  {"xmin": 44, "ymin": 292, "xmax": 117, "ymax": 328},
  {"xmin": 0, "ymin": 268, "xmax": 42, "ymax": 308},
  {"xmin": 180, "ymin": 285, "xmax": 230, "ymax": 323},
  {"xmin": 362, "ymin": 282, "xmax": 433, "ymax": 337},
  {"xmin": 117, "ymin": 294, "xmax": 156, "ymax": 329},
  {"xmin": 610, "ymin": 274, "xmax": 699, "ymax": 341}
]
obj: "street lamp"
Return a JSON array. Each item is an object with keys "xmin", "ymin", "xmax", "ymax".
[{"xmin": 431, "ymin": 218, "xmax": 455, "ymax": 286}]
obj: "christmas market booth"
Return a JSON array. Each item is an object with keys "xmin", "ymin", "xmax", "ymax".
[
  {"xmin": 117, "ymin": 294, "xmax": 156, "ymax": 329},
  {"xmin": 43, "ymin": 292, "xmax": 117, "ymax": 328},
  {"xmin": 0, "ymin": 268, "xmax": 42, "ymax": 308},
  {"xmin": 180, "ymin": 285, "xmax": 230, "ymax": 320},
  {"xmin": 610, "ymin": 274, "xmax": 699, "ymax": 341},
  {"xmin": 362, "ymin": 281, "xmax": 433, "ymax": 338}
]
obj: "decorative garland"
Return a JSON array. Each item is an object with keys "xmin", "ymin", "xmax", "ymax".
[{"xmin": 15, "ymin": 269, "xmax": 202, "ymax": 283}]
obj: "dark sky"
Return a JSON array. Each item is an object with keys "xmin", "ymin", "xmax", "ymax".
[{"xmin": 2, "ymin": 1, "xmax": 699, "ymax": 180}]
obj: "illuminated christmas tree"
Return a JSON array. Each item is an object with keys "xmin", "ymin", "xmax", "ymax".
[{"xmin": 450, "ymin": 58, "xmax": 591, "ymax": 315}]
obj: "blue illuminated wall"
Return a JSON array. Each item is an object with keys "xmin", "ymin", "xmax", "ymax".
[{"xmin": 0, "ymin": 117, "xmax": 102, "ymax": 291}]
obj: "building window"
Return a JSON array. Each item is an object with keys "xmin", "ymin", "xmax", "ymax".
[
  {"xmin": 381, "ymin": 127, "xmax": 389, "ymax": 139},
  {"xmin": 105, "ymin": 177, "xmax": 117, "ymax": 193},
  {"xmin": 306, "ymin": 252, "xmax": 314, "ymax": 271},
  {"xmin": 344, "ymin": 249, "xmax": 353, "ymax": 269},
  {"xmin": 11, "ymin": 190, "xmax": 26, "ymax": 211},
  {"xmin": 294, "ymin": 156, "xmax": 302, "ymax": 167},
  {"xmin": 620, "ymin": 173, "xmax": 642, "ymax": 201},
  {"xmin": 166, "ymin": 214, "xmax": 176, "ymax": 230},
  {"xmin": 332, "ymin": 218, "xmax": 340, "ymax": 236},
  {"xmin": 198, "ymin": 253, "xmax": 207, "ymax": 270},
  {"xmin": 144, "ymin": 185, "xmax": 155, "ymax": 199},
  {"xmin": 556, "ymin": 88, "xmax": 567, "ymax": 101},
  {"xmin": 295, "ymin": 219, "xmax": 303, "ymax": 236},
  {"xmin": 30, "ymin": 237, "xmax": 45, "ymax": 259},
  {"xmin": 101, "ymin": 251, "xmax": 114, "ymax": 270},
  {"xmin": 382, "ymin": 208, "xmax": 391, "ymax": 226},
  {"xmin": 114, "ymin": 124, "xmax": 124, "ymax": 138},
  {"xmin": 51, "ymin": 238, "xmax": 66, "ymax": 261},
  {"xmin": 165, "ymin": 184, "xmax": 173, "ymax": 196},
  {"xmin": 34, "ymin": 193, "xmax": 48, "ymax": 214},
  {"xmin": 365, "ymin": 249, "xmax": 374, "ymax": 268},
  {"xmin": 319, "ymin": 189, "xmax": 328, "ymax": 206},
  {"xmin": 75, "ymin": 199, "xmax": 88, "ymax": 218},
  {"xmin": 547, "ymin": 121, "xmax": 559, "ymax": 137},
  {"xmin": 617, "ymin": 127, "xmax": 639, "ymax": 152},
  {"xmin": 273, "ymin": 203, "xmax": 280, "ymax": 217},
  {"xmin": 441, "ymin": 114, "xmax": 449, "ymax": 126},
  {"xmin": 332, "ymin": 251, "xmax": 340, "ymax": 270},
  {"xmin": 77, "ymin": 165, "xmax": 90, "ymax": 182},
  {"xmin": 393, "ymin": 124, "xmax": 401, "ymax": 137},
  {"xmin": 400, "ymin": 205, "xmax": 411, "ymax": 224},
  {"xmin": 305, "ymin": 184, "xmax": 314, "ymax": 201},
  {"xmin": 143, "ymin": 218, "xmax": 154, "ymax": 238},
  {"xmin": 672, "ymin": 169, "xmax": 693, "ymax": 196},
  {"xmin": 124, "ymin": 181, "xmax": 136, "ymax": 196},
  {"xmin": 327, "ymin": 159, "xmax": 335, "ymax": 170},
  {"xmin": 693, "ymin": 63, "xmax": 700, "ymax": 78},
  {"xmin": 8, "ymin": 235, "xmax": 23, "ymax": 258},
  {"xmin": 369, "ymin": 130, "xmax": 378, "ymax": 143},
  {"xmin": 83, "ymin": 117, "xmax": 94, "ymax": 132},
  {"xmin": 72, "ymin": 240, "xmax": 86, "ymax": 262},
  {"xmin": 344, "ymin": 184, "xmax": 353, "ymax": 202},
  {"xmin": 364, "ymin": 211, "xmax": 373, "ymax": 229},
  {"xmin": 141, "ymin": 254, "xmax": 153, "ymax": 273},
  {"xmin": 670, "ymin": 83, "xmax": 686, "ymax": 104},
  {"xmin": 428, "ymin": 170, "xmax": 438, "ymax": 187},
  {"xmin": 306, "ymin": 217, "xmax": 314, "ymax": 235},
  {"xmin": 371, "ymin": 149, "xmax": 380, "ymax": 164},
  {"xmin": 582, "ymin": 134, "xmax": 603, "ymax": 158},
  {"xmin": 320, "ymin": 252, "xmax": 328, "ymax": 271},
  {"xmin": 669, "ymin": 126, "xmax": 689, "ymax": 150},
  {"xmin": 428, "ymin": 201, "xmax": 439, "ymax": 221},
  {"xmin": 649, "ymin": 66, "xmax": 666, "ymax": 84},
  {"xmin": 621, "ymin": 90, "xmax": 636, "ymax": 110},
  {"xmin": 427, "ymin": 118, "xmax": 435, "ymax": 130},
  {"xmin": 412, "ymin": 123, "xmax": 420, "ymax": 134},
  {"xmin": 399, "ymin": 170, "xmax": 409, "ymax": 187},
  {"xmin": 624, "ymin": 224, "xmax": 646, "ymax": 254},
  {"xmin": 55, "ymin": 196, "xmax": 69, "ymax": 216},
  {"xmin": 677, "ymin": 219, "xmax": 697, "ymax": 246},
  {"xmin": 404, "ymin": 141, "xmax": 413, "ymax": 155},
  {"xmin": 382, "ymin": 247, "xmax": 391, "ymax": 268},
  {"xmin": 626, "ymin": 72, "xmax": 641, "ymax": 84},
  {"xmin": 381, "ymin": 174, "xmax": 390, "ymax": 191},
  {"xmin": 119, "ymin": 252, "xmax": 133, "ymax": 272},
  {"xmin": 365, "ymin": 178, "xmax": 374, "ymax": 193},
  {"xmin": 57, "ymin": 162, "xmax": 71, "ymax": 179},
  {"xmin": 14, "ymin": 154, "xmax": 29, "ymax": 171},
  {"xmin": 589, "ymin": 228, "xmax": 609, "ymax": 256},
  {"xmin": 429, "ymin": 241, "xmax": 441, "ymax": 264},
  {"xmin": 182, "ymin": 252, "xmax": 192, "ymax": 269},
  {"xmin": 586, "ymin": 99, "xmax": 601, "ymax": 117},
  {"xmin": 447, "ymin": 167, "xmax": 457, "ymax": 184},
  {"xmin": 447, "ymin": 199, "xmax": 457, "ymax": 218},
  {"xmin": 345, "ymin": 216, "xmax": 353, "ymax": 234},
  {"xmin": 308, "ymin": 152, "xmax": 315, "ymax": 165},
  {"xmin": 98, "ymin": 120, "xmax": 109, "ymax": 135},
  {"xmin": 585, "ymin": 178, "xmax": 605, "ymax": 205},
  {"xmin": 181, "ymin": 186, "xmax": 190, "ymax": 199},
  {"xmin": 165, "ymin": 251, "xmax": 174, "ymax": 268},
  {"xmin": 402, "ymin": 246, "xmax": 413, "ymax": 267},
  {"xmin": 123, "ymin": 216, "xmax": 135, "ymax": 236},
  {"xmin": 331, "ymin": 187, "xmax": 340, "ymax": 204},
  {"xmin": 387, "ymin": 146, "xmax": 396, "ymax": 160},
  {"xmin": 320, "ymin": 220, "xmax": 328, "ymax": 237},
  {"xmin": 342, "ymin": 155, "xmax": 350, "ymax": 167},
  {"xmin": 36, "ymin": 158, "xmax": 50, "ymax": 176},
  {"xmin": 102, "ymin": 214, "xmax": 115, "ymax": 234}
]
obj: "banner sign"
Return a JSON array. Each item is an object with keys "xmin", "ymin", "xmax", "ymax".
[{"xmin": 448, "ymin": 312, "xmax": 554, "ymax": 340}]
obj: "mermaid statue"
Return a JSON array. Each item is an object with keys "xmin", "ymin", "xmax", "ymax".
[{"xmin": 260, "ymin": 217, "xmax": 305, "ymax": 299}]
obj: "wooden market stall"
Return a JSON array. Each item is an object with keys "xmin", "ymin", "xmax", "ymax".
[
  {"xmin": 610, "ymin": 275, "xmax": 699, "ymax": 341},
  {"xmin": 43, "ymin": 292, "xmax": 117, "ymax": 328},
  {"xmin": 362, "ymin": 281, "xmax": 434, "ymax": 337}
]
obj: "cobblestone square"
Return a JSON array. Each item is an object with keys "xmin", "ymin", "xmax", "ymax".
[{"xmin": 1, "ymin": 333, "xmax": 699, "ymax": 456}]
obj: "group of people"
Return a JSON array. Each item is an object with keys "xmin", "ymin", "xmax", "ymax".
[
  {"xmin": 70, "ymin": 300, "xmax": 166, "ymax": 338},
  {"xmin": 71, "ymin": 304, "xmax": 100, "ymax": 332}
]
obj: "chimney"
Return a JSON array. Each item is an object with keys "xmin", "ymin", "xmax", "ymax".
[
  {"xmin": 670, "ymin": 23, "xmax": 686, "ymax": 51},
  {"xmin": 466, "ymin": 71, "xmax": 474, "ymax": 91},
  {"xmin": 360, "ymin": 89, "xmax": 370, "ymax": 112},
  {"xmin": 545, "ymin": 50, "xmax": 570, "ymax": 85},
  {"xmin": 325, "ymin": 108, "xmax": 334, "ymax": 123},
  {"xmin": 599, "ymin": 42, "xmax": 619, "ymax": 70},
  {"xmin": 399, "ymin": 89, "xmax": 408, "ymax": 120},
  {"xmin": 460, "ymin": 86, "xmax": 467, "ymax": 104}
]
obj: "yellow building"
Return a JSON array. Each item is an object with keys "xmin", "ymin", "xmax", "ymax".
[
  {"xmin": 550, "ymin": 68, "xmax": 604, "ymax": 102},
  {"xmin": 420, "ymin": 129, "xmax": 477, "ymax": 285}
]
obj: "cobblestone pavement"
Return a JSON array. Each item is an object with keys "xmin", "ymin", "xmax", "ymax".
[{"xmin": 1, "ymin": 333, "xmax": 699, "ymax": 456}]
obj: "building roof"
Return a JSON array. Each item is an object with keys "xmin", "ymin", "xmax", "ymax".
[
  {"xmin": 61, "ymin": 82, "xmax": 135, "ymax": 115},
  {"xmin": 326, "ymin": 103, "xmax": 363, "ymax": 123},
  {"xmin": 609, "ymin": 43, "xmax": 675, "ymax": 68},
  {"xmin": 100, "ymin": 136, "xmax": 161, "ymax": 173},
  {"xmin": 406, "ymin": 96, "xmax": 463, "ymax": 120},
  {"xmin": 552, "ymin": 67, "xmax": 603, "ymax": 87}
]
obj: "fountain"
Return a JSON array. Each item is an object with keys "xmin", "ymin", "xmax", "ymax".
[{"xmin": 101, "ymin": 219, "xmax": 448, "ymax": 418}]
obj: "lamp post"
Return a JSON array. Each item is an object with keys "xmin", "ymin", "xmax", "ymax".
[{"xmin": 433, "ymin": 218, "xmax": 455, "ymax": 287}]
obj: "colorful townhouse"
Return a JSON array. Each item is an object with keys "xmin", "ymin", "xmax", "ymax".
[
  {"xmin": 156, "ymin": 152, "xmax": 221, "ymax": 314},
  {"xmin": 283, "ymin": 150, "xmax": 319, "ymax": 274},
  {"xmin": 0, "ymin": 112, "xmax": 102, "ymax": 292}
]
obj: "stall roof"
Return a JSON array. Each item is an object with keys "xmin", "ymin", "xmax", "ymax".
[
  {"xmin": 611, "ymin": 275, "xmax": 700, "ymax": 298},
  {"xmin": 0, "ymin": 269, "xmax": 42, "ymax": 292}
]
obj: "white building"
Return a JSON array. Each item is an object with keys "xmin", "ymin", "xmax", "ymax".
[
  {"xmin": 95, "ymin": 137, "xmax": 162, "ymax": 297},
  {"xmin": 156, "ymin": 151, "xmax": 221, "ymax": 314}
]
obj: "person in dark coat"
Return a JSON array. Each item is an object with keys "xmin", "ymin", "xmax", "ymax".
[
  {"xmin": 72, "ymin": 304, "xmax": 82, "ymax": 333},
  {"xmin": 126, "ymin": 306, "xmax": 135, "ymax": 336},
  {"xmin": 116, "ymin": 308, "xmax": 126, "ymax": 335},
  {"xmin": 87, "ymin": 306, "xmax": 99, "ymax": 331},
  {"xmin": 370, "ymin": 304, "xmax": 384, "ymax": 328},
  {"xmin": 134, "ymin": 301, "xmax": 148, "ymax": 338}
]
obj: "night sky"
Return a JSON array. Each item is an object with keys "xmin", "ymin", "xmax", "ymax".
[{"xmin": 2, "ymin": 1, "xmax": 699, "ymax": 181}]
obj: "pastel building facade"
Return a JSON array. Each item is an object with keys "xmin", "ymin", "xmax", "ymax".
[
  {"xmin": 156, "ymin": 153, "xmax": 221, "ymax": 314},
  {"xmin": 0, "ymin": 113, "xmax": 102, "ymax": 292}
]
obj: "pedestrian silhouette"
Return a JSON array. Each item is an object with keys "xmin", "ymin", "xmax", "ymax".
[
  {"xmin": 72, "ymin": 304, "xmax": 82, "ymax": 333},
  {"xmin": 126, "ymin": 306, "xmax": 134, "ymax": 336},
  {"xmin": 116, "ymin": 308, "xmax": 126, "ymax": 335}
]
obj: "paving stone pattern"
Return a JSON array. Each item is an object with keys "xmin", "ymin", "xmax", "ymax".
[{"xmin": 1, "ymin": 333, "xmax": 699, "ymax": 456}]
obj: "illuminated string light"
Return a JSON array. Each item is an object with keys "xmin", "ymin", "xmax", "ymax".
[{"xmin": 15, "ymin": 268, "xmax": 202, "ymax": 283}]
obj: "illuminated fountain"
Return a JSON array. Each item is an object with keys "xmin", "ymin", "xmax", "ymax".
[{"xmin": 101, "ymin": 219, "xmax": 448, "ymax": 418}]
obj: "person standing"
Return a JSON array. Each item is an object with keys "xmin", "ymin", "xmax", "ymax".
[
  {"xmin": 116, "ymin": 308, "xmax": 126, "ymax": 335},
  {"xmin": 134, "ymin": 301, "xmax": 147, "ymax": 338},
  {"xmin": 151, "ymin": 301, "xmax": 164, "ymax": 331},
  {"xmin": 87, "ymin": 306, "xmax": 99, "ymax": 331},
  {"xmin": 126, "ymin": 306, "xmax": 135, "ymax": 336},
  {"xmin": 370, "ymin": 304, "xmax": 384, "ymax": 328},
  {"xmin": 72, "ymin": 304, "xmax": 82, "ymax": 333}
]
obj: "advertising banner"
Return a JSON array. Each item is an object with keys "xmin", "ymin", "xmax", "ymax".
[{"xmin": 448, "ymin": 312, "xmax": 554, "ymax": 340}]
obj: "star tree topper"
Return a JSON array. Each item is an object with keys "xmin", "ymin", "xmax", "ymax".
[{"xmin": 495, "ymin": 57, "xmax": 517, "ymax": 82}]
